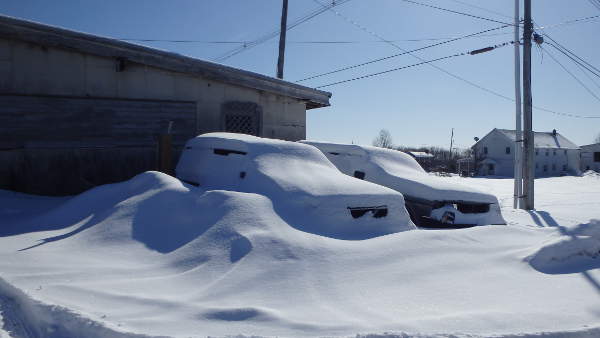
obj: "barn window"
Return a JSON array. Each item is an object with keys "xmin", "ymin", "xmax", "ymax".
[
  {"xmin": 535, "ymin": 149, "xmax": 539, "ymax": 156},
  {"xmin": 562, "ymin": 164, "xmax": 567, "ymax": 171},
  {"xmin": 484, "ymin": 147, "xmax": 488, "ymax": 154},
  {"xmin": 543, "ymin": 164, "xmax": 548, "ymax": 172},
  {"xmin": 564, "ymin": 150, "xmax": 567, "ymax": 155},
  {"xmin": 505, "ymin": 147, "xmax": 510, "ymax": 154},
  {"xmin": 221, "ymin": 101, "xmax": 262, "ymax": 136},
  {"xmin": 594, "ymin": 152, "xmax": 600, "ymax": 162},
  {"xmin": 545, "ymin": 149, "xmax": 549, "ymax": 156},
  {"xmin": 553, "ymin": 149, "xmax": 556, "ymax": 156}
]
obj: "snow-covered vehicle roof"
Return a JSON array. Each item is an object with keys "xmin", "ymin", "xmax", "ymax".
[
  {"xmin": 300, "ymin": 141, "xmax": 505, "ymax": 226},
  {"xmin": 176, "ymin": 133, "xmax": 415, "ymax": 239}
]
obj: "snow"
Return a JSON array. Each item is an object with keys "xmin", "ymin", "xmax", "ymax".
[
  {"xmin": 496, "ymin": 129, "xmax": 579, "ymax": 149},
  {"xmin": 300, "ymin": 141, "xmax": 497, "ymax": 203},
  {"xmin": 407, "ymin": 152, "xmax": 434, "ymax": 159},
  {"xmin": 1, "ymin": 169, "xmax": 600, "ymax": 337}
]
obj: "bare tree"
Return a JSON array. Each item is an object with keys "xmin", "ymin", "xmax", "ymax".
[
  {"xmin": 595, "ymin": 133, "xmax": 600, "ymax": 144},
  {"xmin": 372, "ymin": 129, "xmax": 394, "ymax": 149}
]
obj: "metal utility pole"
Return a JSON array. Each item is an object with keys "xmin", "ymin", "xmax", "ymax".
[
  {"xmin": 513, "ymin": 0, "xmax": 523, "ymax": 209},
  {"xmin": 522, "ymin": 0, "xmax": 535, "ymax": 210},
  {"xmin": 276, "ymin": 0, "xmax": 289, "ymax": 79}
]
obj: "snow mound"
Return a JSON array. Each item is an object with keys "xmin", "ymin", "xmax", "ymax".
[
  {"xmin": 582, "ymin": 170, "xmax": 600, "ymax": 178},
  {"xmin": 526, "ymin": 220, "xmax": 600, "ymax": 274},
  {"xmin": 2, "ymin": 173, "xmax": 600, "ymax": 337},
  {"xmin": 356, "ymin": 327, "xmax": 600, "ymax": 338},
  {"xmin": 0, "ymin": 277, "xmax": 157, "ymax": 338}
]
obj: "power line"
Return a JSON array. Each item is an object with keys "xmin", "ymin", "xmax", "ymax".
[
  {"xmin": 588, "ymin": 0, "xmax": 600, "ymax": 11},
  {"xmin": 311, "ymin": 0, "xmax": 600, "ymax": 119},
  {"xmin": 115, "ymin": 32, "xmax": 512, "ymax": 45},
  {"xmin": 295, "ymin": 24, "xmax": 512, "ymax": 83},
  {"xmin": 542, "ymin": 33, "xmax": 600, "ymax": 76},
  {"xmin": 316, "ymin": 53, "xmax": 464, "ymax": 88},
  {"xmin": 540, "ymin": 45, "xmax": 600, "ymax": 103},
  {"xmin": 399, "ymin": 0, "xmax": 515, "ymax": 26},
  {"xmin": 309, "ymin": 0, "xmax": 517, "ymax": 100},
  {"xmin": 110, "ymin": 14, "xmax": 598, "ymax": 46},
  {"xmin": 444, "ymin": 0, "xmax": 513, "ymax": 20},
  {"xmin": 212, "ymin": 0, "xmax": 352, "ymax": 62},
  {"xmin": 545, "ymin": 41, "xmax": 600, "ymax": 78},
  {"xmin": 315, "ymin": 41, "xmax": 515, "ymax": 88},
  {"xmin": 535, "ymin": 14, "xmax": 600, "ymax": 30}
]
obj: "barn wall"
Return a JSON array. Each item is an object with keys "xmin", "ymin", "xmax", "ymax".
[
  {"xmin": 0, "ymin": 38, "xmax": 308, "ymax": 141},
  {"xmin": 0, "ymin": 95, "xmax": 197, "ymax": 195},
  {"xmin": 0, "ymin": 37, "xmax": 309, "ymax": 195}
]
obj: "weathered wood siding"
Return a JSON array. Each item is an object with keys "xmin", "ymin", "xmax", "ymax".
[
  {"xmin": 0, "ymin": 95, "xmax": 196, "ymax": 195},
  {"xmin": 0, "ymin": 95, "xmax": 196, "ymax": 149}
]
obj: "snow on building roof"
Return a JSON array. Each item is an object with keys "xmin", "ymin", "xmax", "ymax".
[
  {"xmin": 495, "ymin": 129, "xmax": 579, "ymax": 149},
  {"xmin": 0, "ymin": 14, "xmax": 331, "ymax": 109},
  {"xmin": 408, "ymin": 151, "xmax": 434, "ymax": 158},
  {"xmin": 581, "ymin": 143, "xmax": 600, "ymax": 150}
]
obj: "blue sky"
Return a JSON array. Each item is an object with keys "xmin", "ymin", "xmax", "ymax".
[{"xmin": 2, "ymin": 0, "xmax": 599, "ymax": 149}]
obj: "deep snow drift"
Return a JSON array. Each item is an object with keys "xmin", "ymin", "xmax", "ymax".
[{"xmin": 1, "ymin": 172, "xmax": 600, "ymax": 337}]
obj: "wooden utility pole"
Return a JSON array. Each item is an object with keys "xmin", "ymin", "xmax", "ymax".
[
  {"xmin": 513, "ymin": 0, "xmax": 523, "ymax": 209},
  {"xmin": 276, "ymin": 0, "xmax": 289, "ymax": 79},
  {"xmin": 522, "ymin": 0, "xmax": 534, "ymax": 209},
  {"xmin": 449, "ymin": 128, "xmax": 454, "ymax": 159}
]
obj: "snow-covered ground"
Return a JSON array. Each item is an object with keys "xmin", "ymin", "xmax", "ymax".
[{"xmin": 1, "ymin": 172, "xmax": 599, "ymax": 338}]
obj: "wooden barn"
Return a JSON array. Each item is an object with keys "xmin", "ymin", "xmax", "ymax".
[{"xmin": 0, "ymin": 15, "xmax": 331, "ymax": 196}]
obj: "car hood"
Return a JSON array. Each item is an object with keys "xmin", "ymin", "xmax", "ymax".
[{"xmin": 301, "ymin": 141, "xmax": 498, "ymax": 204}]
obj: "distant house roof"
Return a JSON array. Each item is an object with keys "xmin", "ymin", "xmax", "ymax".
[
  {"xmin": 0, "ymin": 15, "xmax": 331, "ymax": 109},
  {"xmin": 473, "ymin": 128, "xmax": 579, "ymax": 149},
  {"xmin": 408, "ymin": 151, "xmax": 434, "ymax": 158},
  {"xmin": 581, "ymin": 143, "xmax": 600, "ymax": 151}
]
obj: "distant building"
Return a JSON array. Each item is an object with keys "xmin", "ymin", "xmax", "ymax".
[
  {"xmin": 408, "ymin": 151, "xmax": 434, "ymax": 170},
  {"xmin": 471, "ymin": 128, "xmax": 580, "ymax": 177},
  {"xmin": 0, "ymin": 15, "xmax": 331, "ymax": 195},
  {"xmin": 581, "ymin": 143, "xmax": 600, "ymax": 172}
]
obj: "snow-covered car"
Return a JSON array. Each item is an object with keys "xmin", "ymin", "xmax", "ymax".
[
  {"xmin": 300, "ymin": 141, "xmax": 506, "ymax": 228},
  {"xmin": 176, "ymin": 133, "xmax": 415, "ymax": 239}
]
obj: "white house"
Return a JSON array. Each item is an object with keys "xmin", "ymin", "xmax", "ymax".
[
  {"xmin": 472, "ymin": 128, "xmax": 580, "ymax": 177},
  {"xmin": 581, "ymin": 143, "xmax": 600, "ymax": 172}
]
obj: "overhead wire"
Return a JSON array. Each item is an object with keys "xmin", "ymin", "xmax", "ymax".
[
  {"xmin": 309, "ymin": 0, "xmax": 517, "ymax": 101},
  {"xmin": 115, "ymin": 32, "xmax": 513, "ymax": 45},
  {"xmin": 309, "ymin": 0, "xmax": 600, "ymax": 119},
  {"xmin": 540, "ymin": 45, "xmax": 600, "ymax": 103},
  {"xmin": 535, "ymin": 14, "xmax": 600, "ymax": 30},
  {"xmin": 588, "ymin": 0, "xmax": 600, "ymax": 11},
  {"xmin": 444, "ymin": 0, "xmax": 513, "ymax": 20},
  {"xmin": 295, "ymin": 24, "xmax": 513, "ymax": 83},
  {"xmin": 315, "ymin": 41, "xmax": 516, "ymax": 88},
  {"xmin": 212, "ymin": 0, "xmax": 352, "ymax": 62},
  {"xmin": 398, "ymin": 0, "xmax": 515, "ymax": 26},
  {"xmin": 111, "ymin": 13, "xmax": 598, "ymax": 46},
  {"xmin": 542, "ymin": 33, "xmax": 600, "ymax": 77}
]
